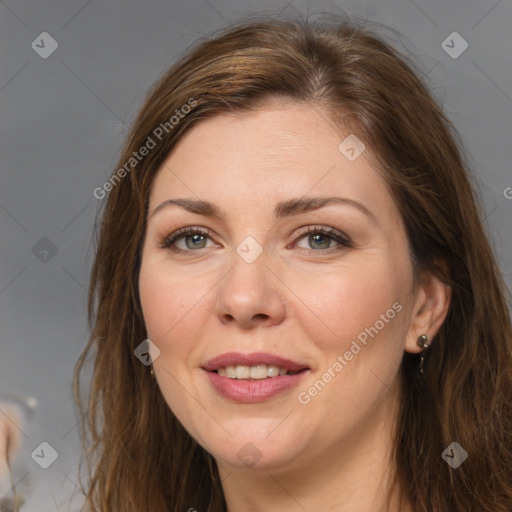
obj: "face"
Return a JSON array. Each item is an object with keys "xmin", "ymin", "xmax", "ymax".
[{"xmin": 138, "ymin": 101, "xmax": 420, "ymax": 473}]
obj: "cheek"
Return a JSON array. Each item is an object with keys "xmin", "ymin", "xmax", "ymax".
[
  {"xmin": 139, "ymin": 265, "xmax": 176, "ymax": 339},
  {"xmin": 293, "ymin": 270, "xmax": 407, "ymax": 413},
  {"xmin": 138, "ymin": 259, "xmax": 215, "ymax": 362},
  {"xmin": 288, "ymin": 261, "xmax": 405, "ymax": 354}
]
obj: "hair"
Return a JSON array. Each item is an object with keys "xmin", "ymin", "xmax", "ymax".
[{"xmin": 73, "ymin": 13, "xmax": 512, "ymax": 512}]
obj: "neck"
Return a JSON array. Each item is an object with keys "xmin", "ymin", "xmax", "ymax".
[{"xmin": 217, "ymin": 383, "xmax": 411, "ymax": 512}]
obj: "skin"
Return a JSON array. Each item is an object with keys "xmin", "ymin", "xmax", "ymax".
[{"xmin": 138, "ymin": 101, "xmax": 451, "ymax": 511}]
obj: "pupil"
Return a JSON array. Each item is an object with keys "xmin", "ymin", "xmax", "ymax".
[
  {"xmin": 187, "ymin": 234, "xmax": 205, "ymax": 249},
  {"xmin": 310, "ymin": 234, "xmax": 330, "ymax": 250}
]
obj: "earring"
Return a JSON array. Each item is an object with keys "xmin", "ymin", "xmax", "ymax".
[
  {"xmin": 207, "ymin": 455, "xmax": 216, "ymax": 482},
  {"xmin": 417, "ymin": 334, "xmax": 430, "ymax": 374},
  {"xmin": 150, "ymin": 366, "xmax": 154, "ymax": 376}
]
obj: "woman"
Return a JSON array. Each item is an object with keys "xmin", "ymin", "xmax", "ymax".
[{"xmin": 74, "ymin": 15, "xmax": 512, "ymax": 511}]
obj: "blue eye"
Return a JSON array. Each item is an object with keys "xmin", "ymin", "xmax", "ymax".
[
  {"xmin": 158, "ymin": 227, "xmax": 213, "ymax": 253},
  {"xmin": 158, "ymin": 225, "xmax": 352, "ymax": 255},
  {"xmin": 294, "ymin": 226, "xmax": 351, "ymax": 252}
]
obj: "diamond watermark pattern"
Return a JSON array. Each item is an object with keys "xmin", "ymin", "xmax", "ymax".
[
  {"xmin": 441, "ymin": 442, "xmax": 468, "ymax": 468},
  {"xmin": 236, "ymin": 236, "xmax": 263, "ymax": 264},
  {"xmin": 441, "ymin": 32, "xmax": 468, "ymax": 59},
  {"xmin": 31, "ymin": 32, "xmax": 59, "ymax": 59},
  {"xmin": 31, "ymin": 441, "xmax": 59, "ymax": 469},
  {"xmin": 134, "ymin": 339, "xmax": 161, "ymax": 366},
  {"xmin": 32, "ymin": 237, "xmax": 58, "ymax": 263},
  {"xmin": 338, "ymin": 134, "xmax": 365, "ymax": 161},
  {"xmin": 237, "ymin": 442, "xmax": 262, "ymax": 468}
]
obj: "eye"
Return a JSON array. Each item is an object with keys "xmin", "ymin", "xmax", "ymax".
[
  {"xmin": 158, "ymin": 225, "xmax": 352, "ymax": 255},
  {"xmin": 157, "ymin": 227, "xmax": 215, "ymax": 254},
  {"xmin": 292, "ymin": 226, "xmax": 352, "ymax": 253}
]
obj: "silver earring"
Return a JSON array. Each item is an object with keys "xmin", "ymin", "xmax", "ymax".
[{"xmin": 417, "ymin": 334, "xmax": 430, "ymax": 374}]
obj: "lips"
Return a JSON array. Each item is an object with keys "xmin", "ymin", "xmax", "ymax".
[
  {"xmin": 202, "ymin": 352, "xmax": 309, "ymax": 373},
  {"xmin": 202, "ymin": 352, "xmax": 310, "ymax": 402}
]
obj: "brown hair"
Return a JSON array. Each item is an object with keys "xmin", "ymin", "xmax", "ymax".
[{"xmin": 74, "ymin": 14, "xmax": 512, "ymax": 511}]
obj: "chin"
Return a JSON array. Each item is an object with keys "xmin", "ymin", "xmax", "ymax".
[
  {"xmin": 214, "ymin": 445, "xmax": 297, "ymax": 471},
  {"xmin": 199, "ymin": 429, "xmax": 305, "ymax": 472}
]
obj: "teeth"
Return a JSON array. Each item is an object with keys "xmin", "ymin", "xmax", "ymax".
[
  {"xmin": 216, "ymin": 364, "xmax": 296, "ymax": 380},
  {"xmin": 236, "ymin": 365, "xmax": 250, "ymax": 379},
  {"xmin": 249, "ymin": 365, "xmax": 267, "ymax": 379},
  {"xmin": 267, "ymin": 365, "xmax": 280, "ymax": 377}
]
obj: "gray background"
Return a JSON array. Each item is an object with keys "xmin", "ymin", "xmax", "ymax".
[{"xmin": 0, "ymin": 0, "xmax": 510, "ymax": 509}]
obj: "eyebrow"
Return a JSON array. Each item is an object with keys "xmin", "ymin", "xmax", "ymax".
[{"xmin": 148, "ymin": 196, "xmax": 376, "ymax": 223}]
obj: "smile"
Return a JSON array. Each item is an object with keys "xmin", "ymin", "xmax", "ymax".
[
  {"xmin": 216, "ymin": 364, "xmax": 303, "ymax": 379},
  {"xmin": 202, "ymin": 352, "xmax": 310, "ymax": 402}
]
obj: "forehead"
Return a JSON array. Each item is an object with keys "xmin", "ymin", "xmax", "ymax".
[{"xmin": 148, "ymin": 104, "xmax": 396, "ymax": 224}]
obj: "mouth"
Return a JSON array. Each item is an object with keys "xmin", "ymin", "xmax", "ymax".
[
  {"xmin": 212, "ymin": 364, "xmax": 307, "ymax": 380},
  {"xmin": 202, "ymin": 353, "xmax": 311, "ymax": 402},
  {"xmin": 202, "ymin": 351, "xmax": 310, "ymax": 377}
]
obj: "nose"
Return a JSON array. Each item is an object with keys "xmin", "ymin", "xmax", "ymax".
[{"xmin": 214, "ymin": 252, "xmax": 287, "ymax": 330}]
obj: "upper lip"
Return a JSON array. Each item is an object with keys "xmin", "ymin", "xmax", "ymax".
[{"xmin": 202, "ymin": 352, "xmax": 309, "ymax": 372}]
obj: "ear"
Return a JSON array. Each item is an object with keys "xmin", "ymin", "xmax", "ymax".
[{"xmin": 404, "ymin": 269, "xmax": 452, "ymax": 354}]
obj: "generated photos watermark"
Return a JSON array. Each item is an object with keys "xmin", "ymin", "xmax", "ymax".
[
  {"xmin": 297, "ymin": 301, "xmax": 403, "ymax": 404},
  {"xmin": 93, "ymin": 97, "xmax": 198, "ymax": 200}
]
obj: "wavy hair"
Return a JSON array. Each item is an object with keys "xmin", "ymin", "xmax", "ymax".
[{"xmin": 73, "ymin": 14, "xmax": 512, "ymax": 511}]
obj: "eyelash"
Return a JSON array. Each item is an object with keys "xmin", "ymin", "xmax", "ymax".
[{"xmin": 157, "ymin": 225, "xmax": 352, "ymax": 256}]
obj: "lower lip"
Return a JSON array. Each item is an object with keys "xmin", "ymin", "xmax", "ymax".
[{"xmin": 204, "ymin": 369, "xmax": 309, "ymax": 403}]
